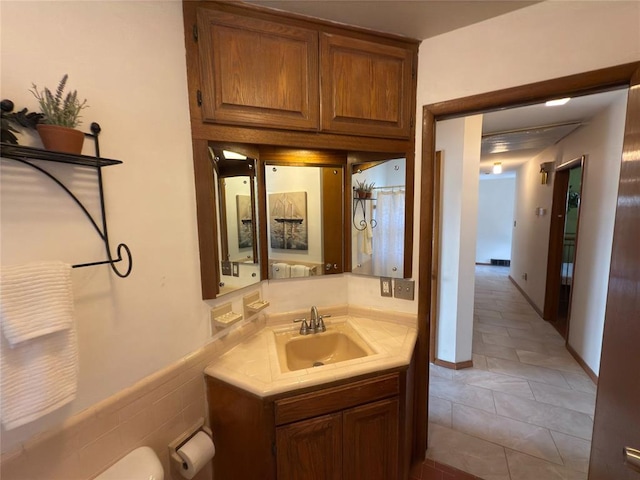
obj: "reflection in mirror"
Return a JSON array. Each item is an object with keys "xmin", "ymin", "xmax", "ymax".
[
  {"xmin": 351, "ymin": 157, "xmax": 406, "ymax": 278},
  {"xmin": 265, "ymin": 165, "xmax": 324, "ymax": 279},
  {"xmin": 263, "ymin": 160, "xmax": 344, "ymax": 279},
  {"xmin": 209, "ymin": 146, "xmax": 260, "ymax": 295}
]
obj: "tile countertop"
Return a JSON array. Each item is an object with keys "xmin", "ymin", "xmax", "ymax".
[{"xmin": 204, "ymin": 315, "xmax": 417, "ymax": 398}]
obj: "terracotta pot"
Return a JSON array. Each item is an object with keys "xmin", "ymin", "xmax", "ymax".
[
  {"xmin": 36, "ymin": 124, "xmax": 84, "ymax": 154},
  {"xmin": 356, "ymin": 190, "xmax": 367, "ymax": 199}
]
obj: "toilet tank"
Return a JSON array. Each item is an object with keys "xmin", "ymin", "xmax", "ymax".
[{"xmin": 94, "ymin": 446, "xmax": 164, "ymax": 480}]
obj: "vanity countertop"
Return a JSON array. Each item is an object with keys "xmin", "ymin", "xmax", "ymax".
[{"xmin": 204, "ymin": 315, "xmax": 417, "ymax": 397}]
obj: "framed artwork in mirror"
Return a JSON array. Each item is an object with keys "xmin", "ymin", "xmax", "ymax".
[{"xmin": 268, "ymin": 191, "xmax": 308, "ymax": 250}]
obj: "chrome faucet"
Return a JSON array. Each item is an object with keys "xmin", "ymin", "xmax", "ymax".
[
  {"xmin": 293, "ymin": 306, "xmax": 329, "ymax": 335},
  {"xmin": 310, "ymin": 306, "xmax": 319, "ymax": 331}
]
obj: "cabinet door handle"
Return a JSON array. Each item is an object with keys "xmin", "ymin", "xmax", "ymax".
[{"xmin": 624, "ymin": 447, "xmax": 640, "ymax": 473}]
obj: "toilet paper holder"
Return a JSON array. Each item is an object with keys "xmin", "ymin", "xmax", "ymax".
[{"xmin": 168, "ymin": 418, "xmax": 213, "ymax": 471}]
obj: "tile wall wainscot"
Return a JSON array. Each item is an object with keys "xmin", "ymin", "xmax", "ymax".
[
  {"xmin": 0, "ymin": 304, "xmax": 414, "ymax": 480},
  {"xmin": 0, "ymin": 314, "xmax": 267, "ymax": 480}
]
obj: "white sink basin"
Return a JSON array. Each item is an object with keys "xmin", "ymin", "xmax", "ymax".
[{"xmin": 274, "ymin": 322, "xmax": 375, "ymax": 372}]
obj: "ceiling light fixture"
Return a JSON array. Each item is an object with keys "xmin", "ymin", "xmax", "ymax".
[
  {"xmin": 493, "ymin": 162, "xmax": 503, "ymax": 174},
  {"xmin": 545, "ymin": 97, "xmax": 571, "ymax": 107}
]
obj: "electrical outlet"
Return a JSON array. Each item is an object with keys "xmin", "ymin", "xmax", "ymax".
[
  {"xmin": 221, "ymin": 261, "xmax": 231, "ymax": 276},
  {"xmin": 232, "ymin": 262, "xmax": 239, "ymax": 277},
  {"xmin": 394, "ymin": 279, "xmax": 415, "ymax": 301},
  {"xmin": 522, "ymin": 273, "xmax": 528, "ymax": 281},
  {"xmin": 380, "ymin": 277, "xmax": 392, "ymax": 297}
]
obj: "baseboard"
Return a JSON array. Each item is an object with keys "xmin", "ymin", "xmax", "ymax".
[
  {"xmin": 508, "ymin": 275, "xmax": 544, "ymax": 318},
  {"xmin": 434, "ymin": 358, "xmax": 473, "ymax": 370},
  {"xmin": 566, "ymin": 342, "xmax": 598, "ymax": 384}
]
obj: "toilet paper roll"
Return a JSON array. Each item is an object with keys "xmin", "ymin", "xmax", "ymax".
[{"xmin": 177, "ymin": 431, "xmax": 215, "ymax": 480}]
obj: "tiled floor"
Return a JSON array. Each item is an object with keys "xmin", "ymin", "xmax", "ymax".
[{"xmin": 423, "ymin": 265, "xmax": 596, "ymax": 480}]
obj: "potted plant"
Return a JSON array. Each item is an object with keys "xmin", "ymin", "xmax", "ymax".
[
  {"xmin": 1, "ymin": 99, "xmax": 43, "ymax": 145},
  {"xmin": 30, "ymin": 74, "xmax": 88, "ymax": 154},
  {"xmin": 354, "ymin": 179, "xmax": 375, "ymax": 199}
]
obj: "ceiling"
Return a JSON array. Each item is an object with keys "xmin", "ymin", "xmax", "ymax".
[
  {"xmin": 479, "ymin": 89, "xmax": 628, "ymax": 176},
  {"xmin": 243, "ymin": 0, "xmax": 539, "ymax": 40}
]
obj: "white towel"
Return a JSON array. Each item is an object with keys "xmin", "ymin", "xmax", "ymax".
[
  {"xmin": 272, "ymin": 263, "xmax": 291, "ymax": 279},
  {"xmin": 363, "ymin": 223, "xmax": 374, "ymax": 255},
  {"xmin": 1, "ymin": 261, "xmax": 74, "ymax": 346},
  {"xmin": 1, "ymin": 319, "xmax": 78, "ymax": 430},
  {"xmin": 290, "ymin": 265, "xmax": 310, "ymax": 277}
]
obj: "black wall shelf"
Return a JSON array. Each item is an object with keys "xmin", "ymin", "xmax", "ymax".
[
  {"xmin": 0, "ymin": 125, "xmax": 133, "ymax": 278},
  {"xmin": 352, "ymin": 197, "xmax": 377, "ymax": 231}
]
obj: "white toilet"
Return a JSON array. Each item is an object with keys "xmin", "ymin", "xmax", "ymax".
[{"xmin": 94, "ymin": 446, "xmax": 164, "ymax": 480}]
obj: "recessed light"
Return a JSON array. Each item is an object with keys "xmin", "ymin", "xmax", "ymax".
[{"xmin": 545, "ymin": 97, "xmax": 571, "ymax": 107}]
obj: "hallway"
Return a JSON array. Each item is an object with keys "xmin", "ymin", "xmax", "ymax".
[{"xmin": 423, "ymin": 265, "xmax": 596, "ymax": 479}]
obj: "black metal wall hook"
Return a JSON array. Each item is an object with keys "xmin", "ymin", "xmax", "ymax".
[{"xmin": 0, "ymin": 121, "xmax": 133, "ymax": 278}]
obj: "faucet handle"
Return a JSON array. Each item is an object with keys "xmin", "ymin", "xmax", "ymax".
[
  {"xmin": 317, "ymin": 316, "xmax": 327, "ymax": 332},
  {"xmin": 293, "ymin": 318, "xmax": 310, "ymax": 335}
]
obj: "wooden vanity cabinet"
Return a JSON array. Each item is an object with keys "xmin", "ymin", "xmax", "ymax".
[
  {"xmin": 320, "ymin": 33, "xmax": 415, "ymax": 139},
  {"xmin": 196, "ymin": 8, "xmax": 320, "ymax": 131},
  {"xmin": 188, "ymin": 2, "xmax": 418, "ymax": 139},
  {"xmin": 206, "ymin": 368, "xmax": 412, "ymax": 480}
]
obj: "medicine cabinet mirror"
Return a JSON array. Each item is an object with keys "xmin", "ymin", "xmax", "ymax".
[
  {"xmin": 259, "ymin": 148, "xmax": 345, "ymax": 280},
  {"xmin": 209, "ymin": 145, "xmax": 260, "ymax": 295},
  {"xmin": 350, "ymin": 154, "xmax": 412, "ymax": 279}
]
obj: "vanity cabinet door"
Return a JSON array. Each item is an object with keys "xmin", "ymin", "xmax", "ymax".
[
  {"xmin": 320, "ymin": 33, "xmax": 415, "ymax": 139},
  {"xmin": 276, "ymin": 412, "xmax": 342, "ymax": 480},
  {"xmin": 343, "ymin": 398, "xmax": 399, "ymax": 480},
  {"xmin": 196, "ymin": 8, "xmax": 319, "ymax": 131}
]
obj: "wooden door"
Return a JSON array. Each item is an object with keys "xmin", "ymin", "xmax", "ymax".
[
  {"xmin": 543, "ymin": 156, "xmax": 584, "ymax": 339},
  {"xmin": 196, "ymin": 8, "xmax": 319, "ymax": 130},
  {"xmin": 343, "ymin": 398, "xmax": 399, "ymax": 480},
  {"xmin": 589, "ymin": 69, "xmax": 640, "ymax": 479},
  {"xmin": 320, "ymin": 33, "xmax": 414, "ymax": 139},
  {"xmin": 276, "ymin": 412, "xmax": 342, "ymax": 480}
]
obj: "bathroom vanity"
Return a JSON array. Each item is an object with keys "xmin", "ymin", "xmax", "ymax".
[{"xmin": 204, "ymin": 315, "xmax": 416, "ymax": 479}]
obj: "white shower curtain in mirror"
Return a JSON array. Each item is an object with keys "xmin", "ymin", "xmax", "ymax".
[{"xmin": 372, "ymin": 189, "xmax": 405, "ymax": 277}]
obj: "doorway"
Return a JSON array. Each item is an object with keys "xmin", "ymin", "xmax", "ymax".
[
  {"xmin": 413, "ymin": 62, "xmax": 640, "ymax": 475},
  {"xmin": 544, "ymin": 156, "xmax": 585, "ymax": 339}
]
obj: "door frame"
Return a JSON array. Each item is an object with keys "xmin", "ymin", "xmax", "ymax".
[
  {"xmin": 543, "ymin": 155, "xmax": 586, "ymax": 339},
  {"xmin": 414, "ymin": 61, "xmax": 640, "ymax": 463}
]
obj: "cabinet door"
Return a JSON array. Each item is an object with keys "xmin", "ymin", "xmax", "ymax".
[
  {"xmin": 197, "ymin": 8, "xmax": 319, "ymax": 130},
  {"xmin": 276, "ymin": 412, "xmax": 342, "ymax": 480},
  {"xmin": 320, "ymin": 33, "xmax": 414, "ymax": 138},
  {"xmin": 343, "ymin": 398, "xmax": 399, "ymax": 480}
]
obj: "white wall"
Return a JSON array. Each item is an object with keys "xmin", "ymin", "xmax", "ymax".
[
  {"xmin": 566, "ymin": 93, "xmax": 627, "ymax": 375},
  {"xmin": 476, "ymin": 176, "xmax": 516, "ymax": 264},
  {"xmin": 435, "ymin": 115, "xmax": 482, "ymax": 364},
  {"xmin": 510, "ymin": 159, "xmax": 555, "ymax": 309},
  {"xmin": 0, "ymin": 0, "xmax": 248, "ymax": 452}
]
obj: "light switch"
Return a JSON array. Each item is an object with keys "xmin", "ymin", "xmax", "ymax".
[{"xmin": 394, "ymin": 279, "xmax": 415, "ymax": 301}]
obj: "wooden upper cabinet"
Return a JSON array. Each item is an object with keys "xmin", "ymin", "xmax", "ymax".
[
  {"xmin": 196, "ymin": 8, "xmax": 319, "ymax": 130},
  {"xmin": 320, "ymin": 33, "xmax": 415, "ymax": 139}
]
